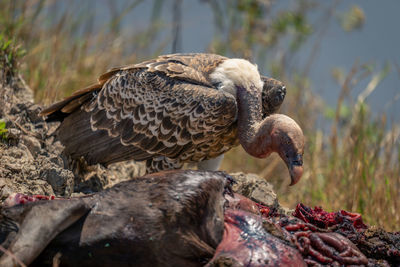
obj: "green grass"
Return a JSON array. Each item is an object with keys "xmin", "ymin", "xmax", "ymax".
[
  {"xmin": 1, "ymin": 0, "xmax": 399, "ymax": 231},
  {"xmin": 0, "ymin": 120, "xmax": 8, "ymax": 142}
]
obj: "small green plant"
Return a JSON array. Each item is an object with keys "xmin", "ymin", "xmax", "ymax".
[{"xmin": 0, "ymin": 120, "xmax": 8, "ymax": 142}]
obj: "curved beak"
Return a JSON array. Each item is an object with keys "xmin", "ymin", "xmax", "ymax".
[{"xmin": 288, "ymin": 154, "xmax": 303, "ymax": 186}]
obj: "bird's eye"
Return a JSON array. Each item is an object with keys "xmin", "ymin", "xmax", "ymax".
[{"xmin": 212, "ymin": 81, "xmax": 222, "ymax": 89}]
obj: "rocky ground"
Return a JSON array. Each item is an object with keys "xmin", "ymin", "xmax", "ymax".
[{"xmin": 0, "ymin": 76, "xmax": 282, "ymax": 208}]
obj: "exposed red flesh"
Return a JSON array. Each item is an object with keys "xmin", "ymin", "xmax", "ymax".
[
  {"xmin": 206, "ymin": 209, "xmax": 306, "ymax": 267},
  {"xmin": 293, "ymin": 203, "xmax": 367, "ymax": 230},
  {"xmin": 4, "ymin": 193, "xmax": 57, "ymax": 207}
]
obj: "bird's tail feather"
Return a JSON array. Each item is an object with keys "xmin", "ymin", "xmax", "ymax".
[{"xmin": 40, "ymin": 83, "xmax": 102, "ymax": 121}]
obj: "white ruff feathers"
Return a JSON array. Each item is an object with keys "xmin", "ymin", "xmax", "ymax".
[{"xmin": 210, "ymin": 58, "xmax": 263, "ymax": 96}]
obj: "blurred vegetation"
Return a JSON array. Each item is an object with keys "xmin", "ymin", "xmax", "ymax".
[
  {"xmin": 0, "ymin": 32, "xmax": 26, "ymax": 84},
  {"xmin": 0, "ymin": 0, "xmax": 398, "ymax": 231}
]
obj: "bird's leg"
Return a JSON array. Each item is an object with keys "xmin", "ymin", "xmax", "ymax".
[{"xmin": 197, "ymin": 154, "xmax": 224, "ymax": 171}]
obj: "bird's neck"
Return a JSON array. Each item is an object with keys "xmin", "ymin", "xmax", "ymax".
[{"xmin": 236, "ymin": 85, "xmax": 273, "ymax": 158}]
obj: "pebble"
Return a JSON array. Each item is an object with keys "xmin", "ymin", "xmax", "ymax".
[{"xmin": 20, "ymin": 135, "xmax": 42, "ymax": 156}]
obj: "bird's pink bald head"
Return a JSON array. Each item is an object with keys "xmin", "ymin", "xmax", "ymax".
[
  {"xmin": 269, "ymin": 114, "xmax": 304, "ymax": 185},
  {"xmin": 240, "ymin": 114, "xmax": 304, "ymax": 186}
]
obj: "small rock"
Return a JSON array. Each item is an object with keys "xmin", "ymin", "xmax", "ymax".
[
  {"xmin": 22, "ymin": 164, "xmax": 37, "ymax": 176},
  {"xmin": 6, "ymin": 128, "xmax": 21, "ymax": 144},
  {"xmin": 9, "ymin": 106, "xmax": 21, "ymax": 115},
  {"xmin": 49, "ymin": 156, "xmax": 64, "ymax": 166},
  {"xmin": 230, "ymin": 172, "xmax": 279, "ymax": 207},
  {"xmin": 20, "ymin": 135, "xmax": 42, "ymax": 156},
  {"xmin": 4, "ymin": 162, "xmax": 22, "ymax": 172},
  {"xmin": 27, "ymin": 179, "xmax": 55, "ymax": 196},
  {"xmin": 40, "ymin": 163, "xmax": 74, "ymax": 196},
  {"xmin": 4, "ymin": 149, "xmax": 23, "ymax": 159},
  {"xmin": 75, "ymin": 170, "xmax": 108, "ymax": 193},
  {"xmin": 16, "ymin": 103, "xmax": 28, "ymax": 113},
  {"xmin": 5, "ymin": 120, "xmax": 13, "ymax": 128},
  {"xmin": 0, "ymin": 184, "xmax": 16, "ymax": 201},
  {"xmin": 15, "ymin": 143, "xmax": 34, "ymax": 160},
  {"xmin": 26, "ymin": 104, "xmax": 43, "ymax": 123}
]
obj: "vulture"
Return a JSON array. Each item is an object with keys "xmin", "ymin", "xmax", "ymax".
[{"xmin": 41, "ymin": 53, "xmax": 304, "ymax": 185}]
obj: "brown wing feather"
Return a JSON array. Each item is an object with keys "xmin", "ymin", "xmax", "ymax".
[
  {"xmin": 41, "ymin": 53, "xmax": 226, "ymax": 120},
  {"xmin": 39, "ymin": 83, "xmax": 102, "ymax": 117},
  {"xmin": 99, "ymin": 53, "xmax": 227, "ymax": 88},
  {"xmin": 80, "ymin": 69, "xmax": 237, "ymax": 164}
]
